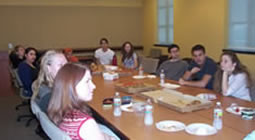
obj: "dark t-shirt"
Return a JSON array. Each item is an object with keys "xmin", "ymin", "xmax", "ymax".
[
  {"xmin": 187, "ymin": 57, "xmax": 217, "ymax": 89},
  {"xmin": 18, "ymin": 62, "xmax": 38, "ymax": 97}
]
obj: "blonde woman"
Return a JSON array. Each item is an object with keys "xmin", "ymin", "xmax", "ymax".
[{"xmin": 32, "ymin": 50, "xmax": 67, "ymax": 112}]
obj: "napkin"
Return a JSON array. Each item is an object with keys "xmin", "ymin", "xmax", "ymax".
[{"xmin": 243, "ymin": 130, "xmax": 255, "ymax": 140}]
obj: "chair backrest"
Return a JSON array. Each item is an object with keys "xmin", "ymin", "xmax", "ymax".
[
  {"xmin": 182, "ymin": 57, "xmax": 193, "ymax": 65},
  {"xmin": 13, "ymin": 69, "xmax": 23, "ymax": 88},
  {"xmin": 149, "ymin": 48, "xmax": 161, "ymax": 58},
  {"xmin": 9, "ymin": 66, "xmax": 19, "ymax": 88},
  {"xmin": 141, "ymin": 56, "xmax": 159, "ymax": 74},
  {"xmin": 39, "ymin": 110, "xmax": 71, "ymax": 140},
  {"xmin": 14, "ymin": 69, "xmax": 30, "ymax": 99},
  {"xmin": 250, "ymin": 82, "xmax": 255, "ymax": 102}
]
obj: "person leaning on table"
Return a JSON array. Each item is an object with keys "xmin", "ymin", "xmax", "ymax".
[
  {"xmin": 179, "ymin": 44, "xmax": 217, "ymax": 89},
  {"xmin": 213, "ymin": 51, "xmax": 252, "ymax": 101}
]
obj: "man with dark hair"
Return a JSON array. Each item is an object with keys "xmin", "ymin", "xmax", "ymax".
[
  {"xmin": 156, "ymin": 44, "xmax": 188, "ymax": 81},
  {"xmin": 179, "ymin": 44, "xmax": 217, "ymax": 89},
  {"xmin": 95, "ymin": 38, "xmax": 115, "ymax": 65}
]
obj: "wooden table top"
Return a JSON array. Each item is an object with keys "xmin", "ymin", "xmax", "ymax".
[{"xmin": 88, "ymin": 71, "xmax": 255, "ymax": 140}]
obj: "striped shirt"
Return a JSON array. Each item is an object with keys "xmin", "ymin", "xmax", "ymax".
[{"xmin": 59, "ymin": 110, "xmax": 92, "ymax": 140}]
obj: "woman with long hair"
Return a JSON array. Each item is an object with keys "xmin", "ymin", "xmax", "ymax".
[
  {"xmin": 120, "ymin": 41, "xmax": 138, "ymax": 69},
  {"xmin": 48, "ymin": 63, "xmax": 115, "ymax": 140},
  {"xmin": 32, "ymin": 50, "xmax": 67, "ymax": 112},
  {"xmin": 213, "ymin": 51, "xmax": 252, "ymax": 101},
  {"xmin": 18, "ymin": 47, "xmax": 38, "ymax": 97}
]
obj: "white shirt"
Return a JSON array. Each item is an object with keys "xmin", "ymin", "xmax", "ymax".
[
  {"xmin": 226, "ymin": 73, "xmax": 251, "ymax": 101},
  {"xmin": 94, "ymin": 48, "xmax": 115, "ymax": 65}
]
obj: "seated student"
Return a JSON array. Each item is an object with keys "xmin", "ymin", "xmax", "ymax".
[
  {"xmin": 18, "ymin": 47, "xmax": 39, "ymax": 97},
  {"xmin": 48, "ymin": 63, "xmax": 116, "ymax": 140},
  {"xmin": 63, "ymin": 48, "xmax": 79, "ymax": 62},
  {"xmin": 213, "ymin": 51, "xmax": 252, "ymax": 101},
  {"xmin": 95, "ymin": 38, "xmax": 115, "ymax": 65},
  {"xmin": 9, "ymin": 45, "xmax": 25, "ymax": 69},
  {"xmin": 156, "ymin": 44, "xmax": 188, "ymax": 81},
  {"xmin": 179, "ymin": 44, "xmax": 217, "ymax": 89},
  {"xmin": 32, "ymin": 50, "xmax": 67, "ymax": 112},
  {"xmin": 120, "ymin": 41, "xmax": 138, "ymax": 69}
]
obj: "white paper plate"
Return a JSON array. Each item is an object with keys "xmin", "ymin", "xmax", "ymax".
[
  {"xmin": 196, "ymin": 93, "xmax": 216, "ymax": 101},
  {"xmin": 156, "ymin": 120, "xmax": 186, "ymax": 132},
  {"xmin": 185, "ymin": 123, "xmax": 217, "ymax": 136},
  {"xmin": 147, "ymin": 75, "xmax": 156, "ymax": 79},
  {"xmin": 104, "ymin": 65, "xmax": 118, "ymax": 71},
  {"xmin": 160, "ymin": 83, "xmax": 180, "ymax": 89},
  {"xmin": 132, "ymin": 75, "xmax": 146, "ymax": 79},
  {"xmin": 121, "ymin": 103, "xmax": 134, "ymax": 112},
  {"xmin": 226, "ymin": 106, "xmax": 246, "ymax": 115}
]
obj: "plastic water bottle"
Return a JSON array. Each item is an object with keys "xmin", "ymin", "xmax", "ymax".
[
  {"xmin": 160, "ymin": 69, "xmax": 165, "ymax": 85},
  {"xmin": 213, "ymin": 102, "xmax": 223, "ymax": 130},
  {"xmin": 139, "ymin": 65, "xmax": 144, "ymax": 76},
  {"xmin": 144, "ymin": 99, "xmax": 153, "ymax": 125},
  {"xmin": 113, "ymin": 92, "xmax": 122, "ymax": 117}
]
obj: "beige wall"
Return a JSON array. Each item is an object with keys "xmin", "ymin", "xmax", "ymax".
[
  {"xmin": 0, "ymin": 0, "xmax": 143, "ymax": 7},
  {"xmin": 0, "ymin": 0, "xmax": 143, "ymax": 50},
  {"xmin": 143, "ymin": 0, "xmax": 255, "ymax": 75}
]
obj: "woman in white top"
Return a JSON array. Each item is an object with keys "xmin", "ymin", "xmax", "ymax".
[
  {"xmin": 214, "ymin": 51, "xmax": 252, "ymax": 101},
  {"xmin": 120, "ymin": 41, "xmax": 138, "ymax": 69}
]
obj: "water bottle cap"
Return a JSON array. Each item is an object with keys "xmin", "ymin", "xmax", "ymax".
[
  {"xmin": 216, "ymin": 102, "xmax": 221, "ymax": 105},
  {"xmin": 115, "ymin": 92, "xmax": 119, "ymax": 96}
]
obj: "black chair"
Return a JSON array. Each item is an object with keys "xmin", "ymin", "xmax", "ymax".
[
  {"xmin": 182, "ymin": 57, "xmax": 192, "ymax": 65},
  {"xmin": 14, "ymin": 69, "xmax": 35, "ymax": 127},
  {"xmin": 250, "ymin": 81, "xmax": 255, "ymax": 102}
]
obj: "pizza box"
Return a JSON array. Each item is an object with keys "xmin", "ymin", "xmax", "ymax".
[
  {"xmin": 115, "ymin": 81, "xmax": 158, "ymax": 94},
  {"xmin": 139, "ymin": 89, "xmax": 212, "ymax": 113}
]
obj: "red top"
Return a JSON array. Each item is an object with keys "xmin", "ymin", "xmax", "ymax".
[
  {"xmin": 59, "ymin": 109, "xmax": 92, "ymax": 140},
  {"xmin": 69, "ymin": 56, "xmax": 79, "ymax": 62}
]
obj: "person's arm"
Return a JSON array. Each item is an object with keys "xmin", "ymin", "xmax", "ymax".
[
  {"xmin": 179, "ymin": 74, "xmax": 212, "ymax": 88},
  {"xmin": 223, "ymin": 73, "xmax": 247, "ymax": 96},
  {"xmin": 222, "ymin": 71, "xmax": 229, "ymax": 95},
  {"xmin": 132, "ymin": 53, "xmax": 138, "ymax": 69},
  {"xmin": 181, "ymin": 67, "xmax": 200, "ymax": 80},
  {"xmin": 79, "ymin": 119, "xmax": 115, "ymax": 140},
  {"xmin": 181, "ymin": 71, "xmax": 192, "ymax": 80}
]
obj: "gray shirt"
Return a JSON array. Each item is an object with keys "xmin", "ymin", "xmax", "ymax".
[
  {"xmin": 35, "ymin": 84, "xmax": 52, "ymax": 113},
  {"xmin": 156, "ymin": 59, "xmax": 188, "ymax": 81}
]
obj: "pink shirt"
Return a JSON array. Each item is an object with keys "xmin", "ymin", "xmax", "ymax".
[{"xmin": 59, "ymin": 109, "xmax": 92, "ymax": 140}]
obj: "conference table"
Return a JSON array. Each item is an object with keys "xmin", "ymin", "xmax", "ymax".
[{"xmin": 88, "ymin": 70, "xmax": 255, "ymax": 140}]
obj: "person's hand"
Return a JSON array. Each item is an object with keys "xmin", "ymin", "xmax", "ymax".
[
  {"xmin": 190, "ymin": 67, "xmax": 200, "ymax": 74},
  {"xmin": 222, "ymin": 65, "xmax": 235, "ymax": 74},
  {"xmin": 179, "ymin": 78, "xmax": 186, "ymax": 85}
]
